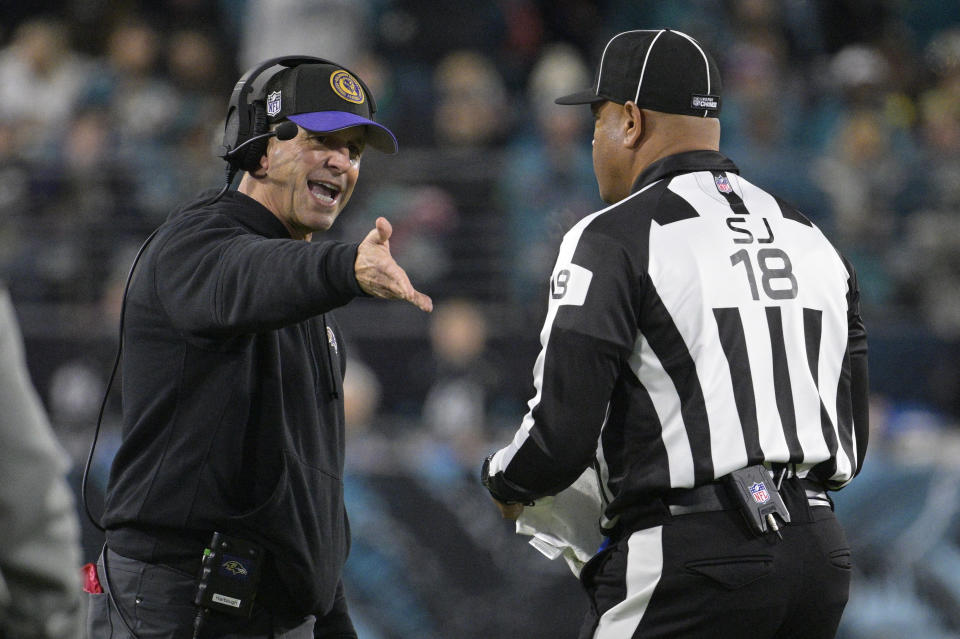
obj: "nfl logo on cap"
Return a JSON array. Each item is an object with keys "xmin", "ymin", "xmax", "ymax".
[
  {"xmin": 266, "ymin": 91, "xmax": 281, "ymax": 117},
  {"xmin": 749, "ymin": 482, "xmax": 770, "ymax": 504}
]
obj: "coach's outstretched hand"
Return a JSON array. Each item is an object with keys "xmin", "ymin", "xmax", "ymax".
[{"xmin": 355, "ymin": 217, "xmax": 433, "ymax": 312}]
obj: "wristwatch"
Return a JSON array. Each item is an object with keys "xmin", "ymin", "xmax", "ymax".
[
  {"xmin": 480, "ymin": 454, "xmax": 534, "ymax": 506},
  {"xmin": 480, "ymin": 454, "xmax": 495, "ymax": 492}
]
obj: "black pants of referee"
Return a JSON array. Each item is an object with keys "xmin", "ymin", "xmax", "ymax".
[{"xmin": 577, "ymin": 479, "xmax": 851, "ymax": 639}]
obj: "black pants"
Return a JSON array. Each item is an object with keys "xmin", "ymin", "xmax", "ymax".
[
  {"xmin": 85, "ymin": 548, "xmax": 315, "ymax": 638},
  {"xmin": 578, "ymin": 486, "xmax": 851, "ymax": 638}
]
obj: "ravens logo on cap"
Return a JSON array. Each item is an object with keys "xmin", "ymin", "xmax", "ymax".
[{"xmin": 329, "ymin": 70, "xmax": 365, "ymax": 105}]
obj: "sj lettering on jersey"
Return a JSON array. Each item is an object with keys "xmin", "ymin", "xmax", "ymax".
[
  {"xmin": 726, "ymin": 217, "xmax": 775, "ymax": 244},
  {"xmin": 550, "ymin": 263, "xmax": 593, "ymax": 305}
]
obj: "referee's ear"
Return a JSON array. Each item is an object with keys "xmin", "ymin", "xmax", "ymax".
[{"xmin": 622, "ymin": 101, "xmax": 644, "ymax": 149}]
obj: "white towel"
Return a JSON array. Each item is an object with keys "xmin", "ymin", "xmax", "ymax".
[{"xmin": 514, "ymin": 468, "xmax": 605, "ymax": 577}]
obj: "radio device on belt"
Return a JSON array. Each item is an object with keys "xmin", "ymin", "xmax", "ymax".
[
  {"xmin": 724, "ymin": 465, "xmax": 791, "ymax": 538},
  {"xmin": 194, "ymin": 532, "xmax": 263, "ymax": 618}
]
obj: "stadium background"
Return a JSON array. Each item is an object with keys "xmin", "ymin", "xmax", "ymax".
[{"xmin": 1, "ymin": 0, "xmax": 959, "ymax": 636}]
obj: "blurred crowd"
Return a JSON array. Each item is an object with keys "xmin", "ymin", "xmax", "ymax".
[{"xmin": 1, "ymin": 1, "xmax": 959, "ymax": 637}]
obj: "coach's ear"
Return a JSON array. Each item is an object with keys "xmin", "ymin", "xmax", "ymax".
[
  {"xmin": 622, "ymin": 101, "xmax": 644, "ymax": 149},
  {"xmin": 249, "ymin": 138, "xmax": 274, "ymax": 178}
]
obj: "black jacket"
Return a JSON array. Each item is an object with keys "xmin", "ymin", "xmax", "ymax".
[{"xmin": 102, "ymin": 189, "xmax": 362, "ymax": 620}]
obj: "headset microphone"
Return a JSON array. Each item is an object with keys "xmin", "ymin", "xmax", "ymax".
[{"xmin": 221, "ymin": 120, "xmax": 299, "ymax": 161}]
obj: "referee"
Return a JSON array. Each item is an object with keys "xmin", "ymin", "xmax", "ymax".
[{"xmin": 481, "ymin": 29, "xmax": 868, "ymax": 638}]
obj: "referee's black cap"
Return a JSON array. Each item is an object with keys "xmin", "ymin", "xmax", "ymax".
[{"xmin": 555, "ymin": 29, "xmax": 722, "ymax": 118}]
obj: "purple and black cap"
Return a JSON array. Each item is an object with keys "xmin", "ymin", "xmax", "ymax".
[
  {"xmin": 556, "ymin": 29, "xmax": 722, "ymax": 118},
  {"xmin": 264, "ymin": 63, "xmax": 398, "ymax": 153}
]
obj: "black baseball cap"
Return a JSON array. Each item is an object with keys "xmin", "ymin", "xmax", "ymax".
[
  {"xmin": 556, "ymin": 29, "xmax": 722, "ymax": 118},
  {"xmin": 264, "ymin": 63, "xmax": 398, "ymax": 153}
]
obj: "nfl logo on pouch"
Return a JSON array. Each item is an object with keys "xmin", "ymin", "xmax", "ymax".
[{"xmin": 749, "ymin": 482, "xmax": 770, "ymax": 504}]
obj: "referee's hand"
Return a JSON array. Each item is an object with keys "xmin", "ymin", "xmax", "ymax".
[
  {"xmin": 491, "ymin": 497, "xmax": 524, "ymax": 520},
  {"xmin": 355, "ymin": 217, "xmax": 433, "ymax": 312}
]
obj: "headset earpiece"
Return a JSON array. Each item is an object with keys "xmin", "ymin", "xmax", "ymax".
[{"xmin": 236, "ymin": 100, "xmax": 270, "ymax": 172}]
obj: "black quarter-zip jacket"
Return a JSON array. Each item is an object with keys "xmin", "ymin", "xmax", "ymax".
[{"xmin": 102, "ymin": 189, "xmax": 363, "ymax": 617}]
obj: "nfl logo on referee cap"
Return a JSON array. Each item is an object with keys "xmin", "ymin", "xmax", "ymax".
[{"xmin": 749, "ymin": 482, "xmax": 770, "ymax": 504}]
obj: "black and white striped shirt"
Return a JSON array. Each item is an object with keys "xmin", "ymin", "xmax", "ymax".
[{"xmin": 486, "ymin": 151, "xmax": 868, "ymax": 528}]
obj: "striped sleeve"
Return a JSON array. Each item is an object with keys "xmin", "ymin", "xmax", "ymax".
[
  {"xmin": 484, "ymin": 210, "xmax": 638, "ymax": 503},
  {"xmin": 843, "ymin": 255, "xmax": 869, "ymax": 478}
]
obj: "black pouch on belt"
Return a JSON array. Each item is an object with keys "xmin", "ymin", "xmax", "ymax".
[
  {"xmin": 723, "ymin": 465, "xmax": 791, "ymax": 536},
  {"xmin": 195, "ymin": 532, "xmax": 263, "ymax": 618}
]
